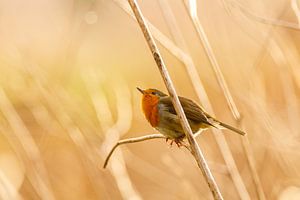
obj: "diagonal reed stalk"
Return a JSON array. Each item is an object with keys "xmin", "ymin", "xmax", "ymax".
[
  {"xmin": 291, "ymin": 0, "xmax": 300, "ymax": 26},
  {"xmin": 0, "ymin": 88, "xmax": 55, "ymax": 200},
  {"xmin": 158, "ymin": 1, "xmax": 250, "ymax": 199},
  {"xmin": 82, "ymin": 73, "xmax": 142, "ymax": 200},
  {"xmin": 160, "ymin": 1, "xmax": 250, "ymax": 199},
  {"xmin": 113, "ymin": 0, "xmax": 242, "ymax": 180},
  {"xmin": 114, "ymin": 0, "xmax": 247, "ymax": 198},
  {"xmin": 239, "ymin": 0, "xmax": 300, "ymax": 191},
  {"xmin": 183, "ymin": 1, "xmax": 266, "ymax": 199},
  {"xmin": 222, "ymin": 0, "xmax": 300, "ymax": 92},
  {"xmin": 24, "ymin": 65, "xmax": 107, "ymax": 200},
  {"xmin": 0, "ymin": 168, "xmax": 23, "ymax": 200},
  {"xmin": 113, "ymin": 0, "xmax": 253, "ymax": 197},
  {"xmin": 127, "ymin": 0, "xmax": 223, "ymax": 199},
  {"xmin": 226, "ymin": 0, "xmax": 300, "ymax": 30}
]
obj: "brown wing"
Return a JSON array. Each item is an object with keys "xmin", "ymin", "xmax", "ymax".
[{"xmin": 159, "ymin": 96, "xmax": 214, "ymax": 126}]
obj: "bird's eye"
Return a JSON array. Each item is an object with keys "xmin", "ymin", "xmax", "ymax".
[{"xmin": 151, "ymin": 92, "xmax": 156, "ymax": 95}]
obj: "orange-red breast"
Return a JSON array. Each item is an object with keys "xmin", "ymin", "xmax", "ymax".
[{"xmin": 137, "ymin": 87, "xmax": 246, "ymax": 142}]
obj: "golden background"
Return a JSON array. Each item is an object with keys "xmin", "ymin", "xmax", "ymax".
[{"xmin": 0, "ymin": 0, "xmax": 299, "ymax": 199}]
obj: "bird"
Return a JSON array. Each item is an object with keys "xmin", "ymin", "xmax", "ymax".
[{"xmin": 137, "ymin": 87, "xmax": 246, "ymax": 146}]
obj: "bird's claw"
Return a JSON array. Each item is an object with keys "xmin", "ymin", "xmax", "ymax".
[{"xmin": 165, "ymin": 138, "xmax": 184, "ymax": 148}]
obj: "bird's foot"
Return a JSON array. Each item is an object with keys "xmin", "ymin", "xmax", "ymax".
[{"xmin": 166, "ymin": 137, "xmax": 186, "ymax": 148}]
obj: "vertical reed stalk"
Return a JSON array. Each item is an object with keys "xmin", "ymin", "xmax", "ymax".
[
  {"xmin": 158, "ymin": 1, "xmax": 250, "ymax": 199},
  {"xmin": 127, "ymin": 0, "xmax": 223, "ymax": 199},
  {"xmin": 184, "ymin": 1, "xmax": 265, "ymax": 199}
]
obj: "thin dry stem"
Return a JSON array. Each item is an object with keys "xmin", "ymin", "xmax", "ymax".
[
  {"xmin": 103, "ymin": 131, "xmax": 229, "ymax": 174},
  {"xmin": 157, "ymin": 1, "xmax": 250, "ymax": 199},
  {"xmin": 113, "ymin": 0, "xmax": 248, "ymax": 176},
  {"xmin": 82, "ymin": 72, "xmax": 142, "ymax": 200},
  {"xmin": 103, "ymin": 134, "xmax": 165, "ymax": 168},
  {"xmin": 24, "ymin": 65, "xmax": 108, "ymax": 199},
  {"xmin": 241, "ymin": 0, "xmax": 300, "ymax": 142},
  {"xmin": 161, "ymin": 154, "xmax": 204, "ymax": 199},
  {"xmin": 268, "ymin": 37, "xmax": 300, "ymax": 133},
  {"xmin": 291, "ymin": 0, "xmax": 300, "ymax": 25},
  {"xmin": 0, "ymin": 88, "xmax": 55, "ymax": 200},
  {"xmin": 127, "ymin": 0, "xmax": 223, "ymax": 199},
  {"xmin": 244, "ymin": 3, "xmax": 300, "ymax": 194},
  {"xmin": 184, "ymin": 1, "xmax": 265, "ymax": 199},
  {"xmin": 231, "ymin": 0, "xmax": 300, "ymax": 30},
  {"xmin": 115, "ymin": 0, "xmax": 243, "ymax": 198},
  {"xmin": 184, "ymin": 0, "xmax": 240, "ymax": 119},
  {"xmin": 0, "ymin": 169, "xmax": 23, "ymax": 200}
]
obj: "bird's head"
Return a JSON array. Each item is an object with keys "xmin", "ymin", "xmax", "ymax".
[
  {"xmin": 137, "ymin": 87, "xmax": 167, "ymax": 124},
  {"xmin": 136, "ymin": 87, "xmax": 167, "ymax": 99}
]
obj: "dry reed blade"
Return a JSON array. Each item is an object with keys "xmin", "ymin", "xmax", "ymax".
[
  {"xmin": 157, "ymin": 1, "xmax": 251, "ymax": 199},
  {"xmin": 0, "ymin": 88, "xmax": 56, "ymax": 200},
  {"xmin": 229, "ymin": 0, "xmax": 300, "ymax": 30},
  {"xmin": 161, "ymin": 154, "xmax": 206, "ymax": 199},
  {"xmin": 158, "ymin": 1, "xmax": 250, "ymax": 199},
  {"xmin": 0, "ymin": 168, "xmax": 23, "ymax": 200},
  {"xmin": 233, "ymin": 0, "xmax": 300, "ymax": 134},
  {"xmin": 269, "ymin": 39, "xmax": 300, "ymax": 134},
  {"xmin": 21, "ymin": 44, "xmax": 111, "ymax": 198},
  {"xmin": 222, "ymin": 0, "xmax": 300, "ymax": 91},
  {"xmin": 291, "ymin": 0, "xmax": 300, "ymax": 25},
  {"xmin": 183, "ymin": 1, "xmax": 266, "ymax": 199},
  {"xmin": 82, "ymin": 70, "xmax": 142, "ymax": 200},
  {"xmin": 114, "ymin": 0, "xmax": 246, "ymax": 198},
  {"xmin": 236, "ymin": 0, "xmax": 300, "ymax": 184},
  {"xmin": 248, "ymin": 0, "xmax": 300, "ymax": 106},
  {"xmin": 127, "ymin": 0, "xmax": 223, "ymax": 199},
  {"xmin": 112, "ymin": 1, "xmax": 240, "ymax": 182},
  {"xmin": 23, "ymin": 65, "xmax": 108, "ymax": 199}
]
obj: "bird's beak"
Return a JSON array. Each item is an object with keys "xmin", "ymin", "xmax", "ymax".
[{"xmin": 136, "ymin": 87, "xmax": 144, "ymax": 94}]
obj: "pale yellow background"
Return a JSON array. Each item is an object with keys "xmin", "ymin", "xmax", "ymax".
[{"xmin": 0, "ymin": 0, "xmax": 299, "ymax": 199}]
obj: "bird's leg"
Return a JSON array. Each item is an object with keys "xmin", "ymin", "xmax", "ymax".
[
  {"xmin": 175, "ymin": 139, "xmax": 190, "ymax": 150},
  {"xmin": 165, "ymin": 137, "xmax": 174, "ymax": 147},
  {"xmin": 174, "ymin": 138, "xmax": 183, "ymax": 147},
  {"xmin": 170, "ymin": 140, "xmax": 174, "ymax": 147},
  {"xmin": 165, "ymin": 136, "xmax": 187, "ymax": 148},
  {"xmin": 175, "ymin": 140, "xmax": 181, "ymax": 148},
  {"xmin": 173, "ymin": 135, "xmax": 190, "ymax": 148}
]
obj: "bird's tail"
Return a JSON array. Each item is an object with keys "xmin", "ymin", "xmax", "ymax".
[
  {"xmin": 207, "ymin": 118, "xmax": 246, "ymax": 136},
  {"xmin": 218, "ymin": 122, "xmax": 246, "ymax": 136}
]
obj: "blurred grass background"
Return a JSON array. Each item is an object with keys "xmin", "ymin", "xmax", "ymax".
[{"xmin": 0, "ymin": 0, "xmax": 300, "ymax": 199}]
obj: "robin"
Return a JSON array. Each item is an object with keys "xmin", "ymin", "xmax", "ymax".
[{"xmin": 137, "ymin": 87, "xmax": 245, "ymax": 146}]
